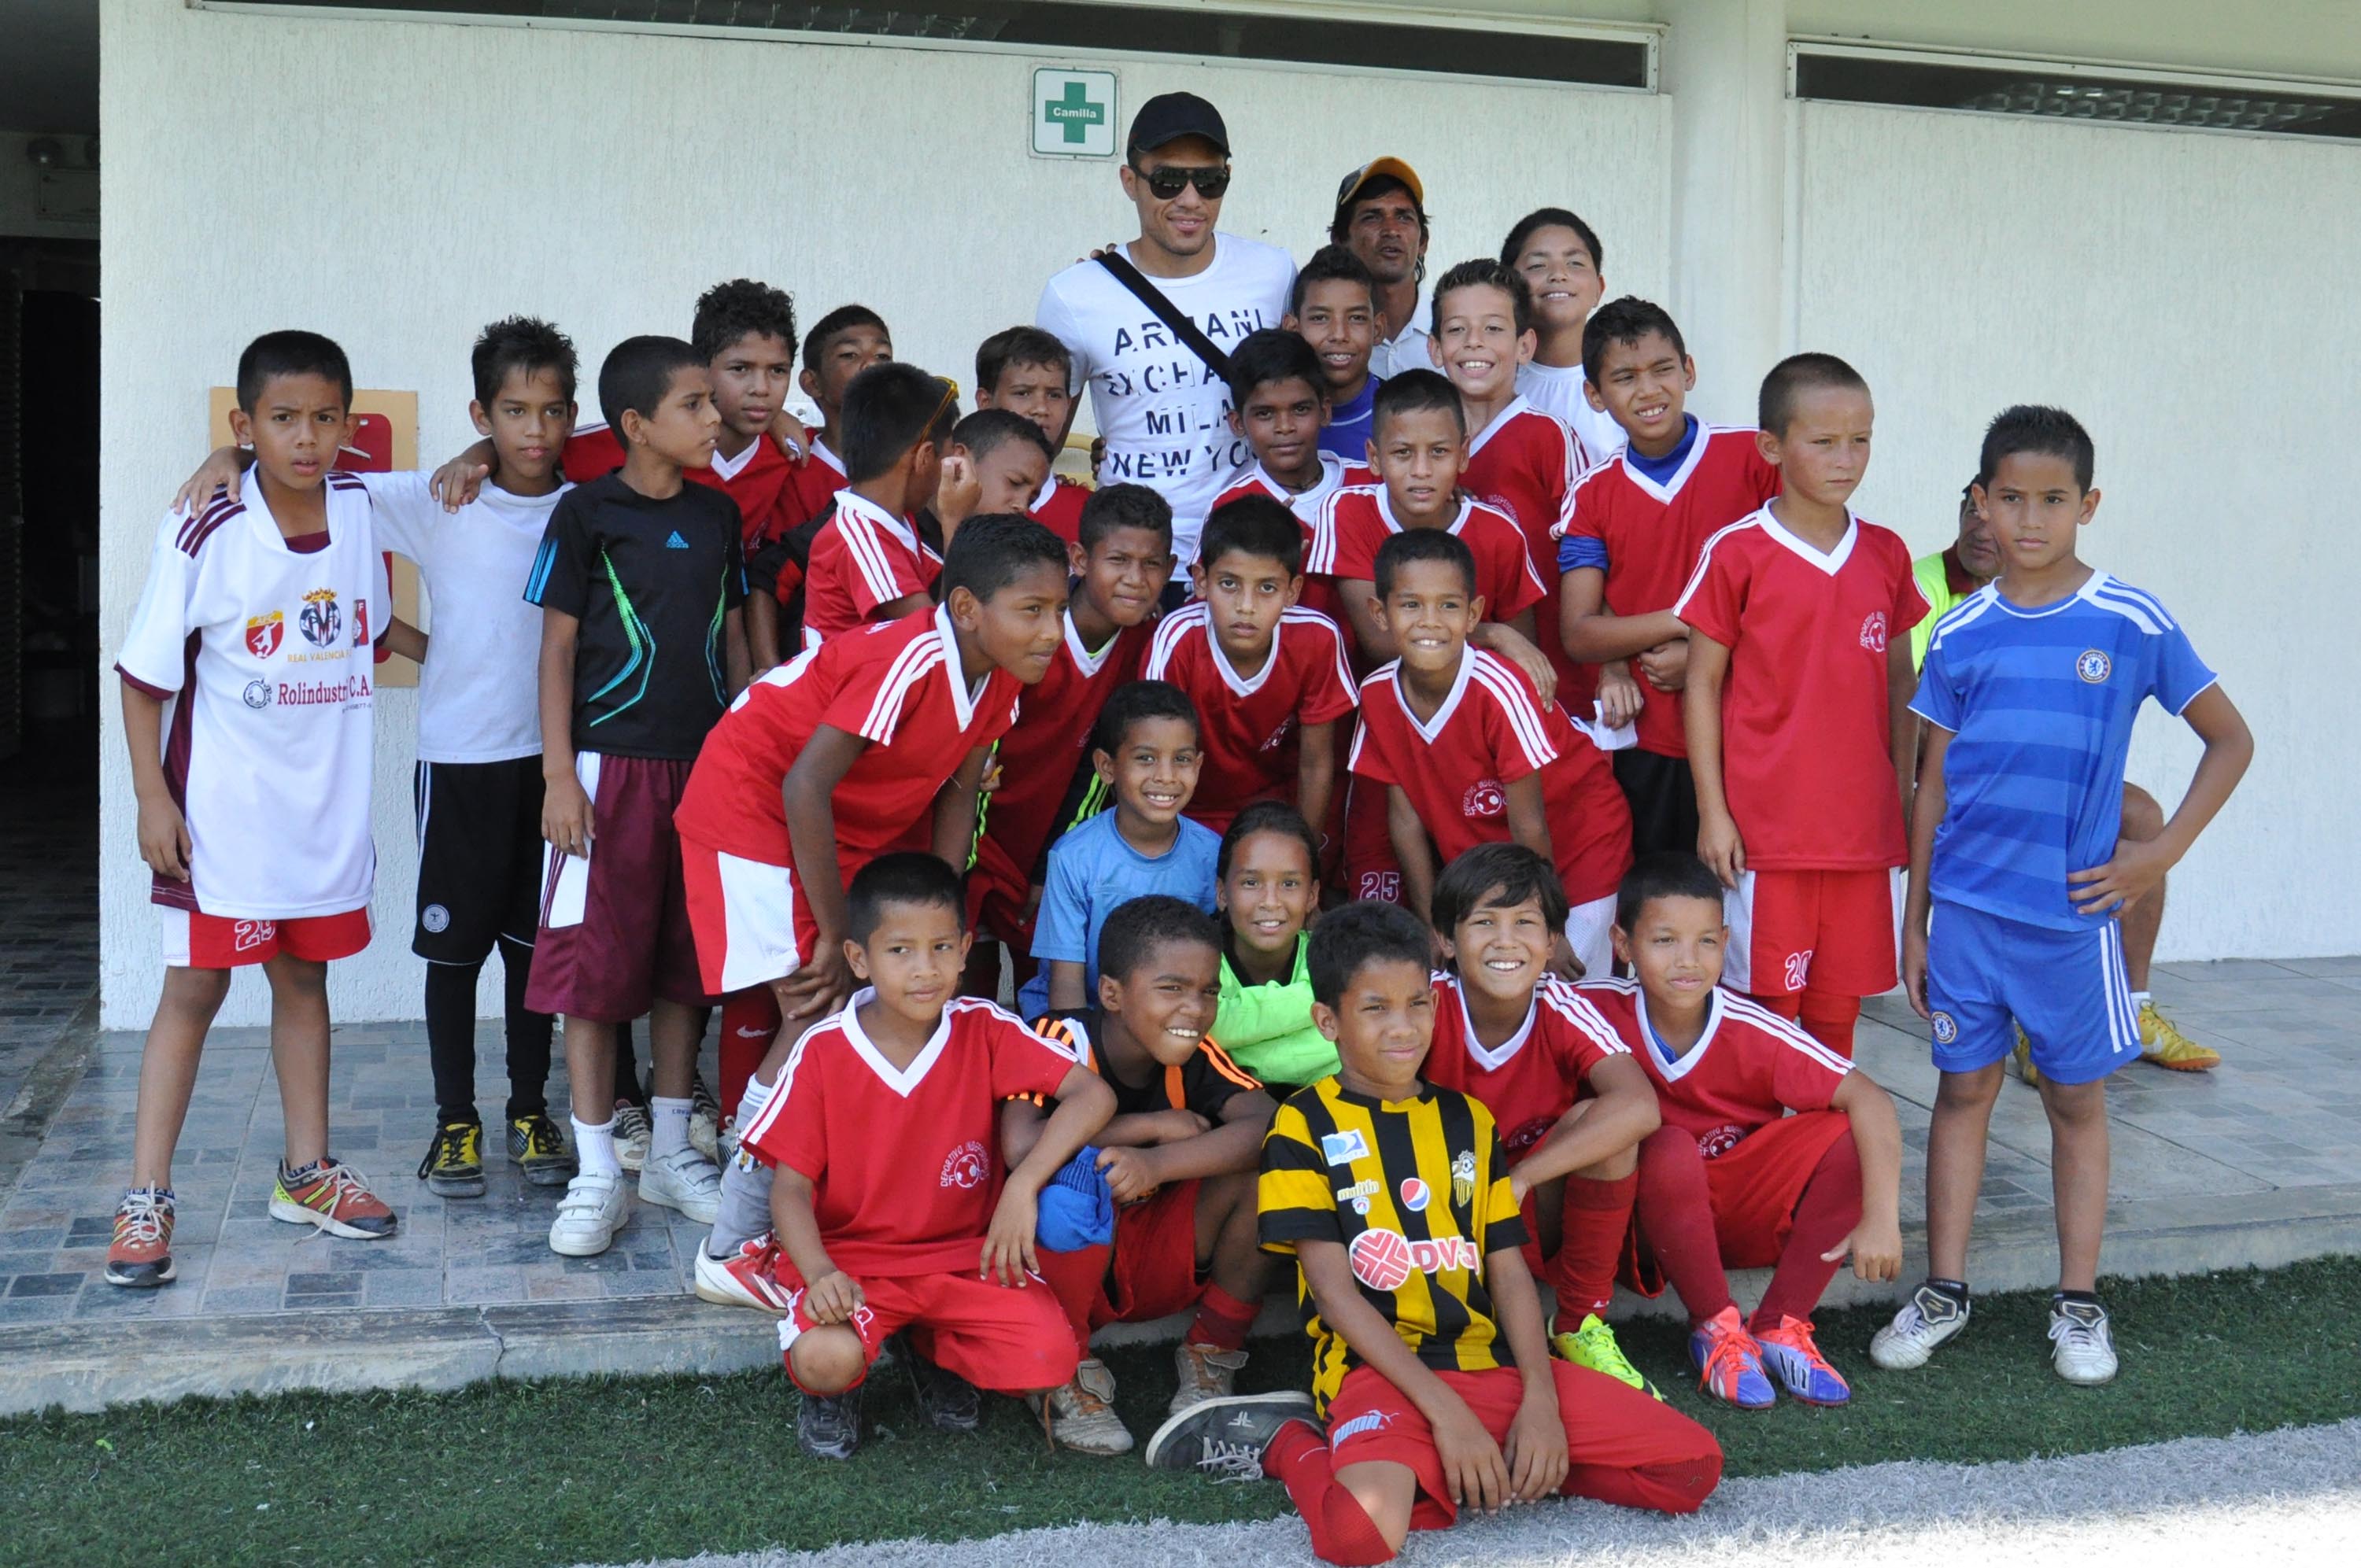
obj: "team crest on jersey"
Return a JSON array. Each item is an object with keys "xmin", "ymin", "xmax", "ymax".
[
  {"xmin": 1931, "ymin": 1010, "xmax": 1959, "ymax": 1045},
  {"xmin": 1398, "ymin": 1177, "xmax": 1431, "ymax": 1213},
  {"xmin": 1696, "ymin": 1123, "xmax": 1747, "ymax": 1160},
  {"xmin": 938, "ymin": 1139, "xmax": 990, "ymax": 1190},
  {"xmin": 1462, "ymin": 779, "xmax": 1506, "ymax": 818},
  {"xmin": 245, "ymin": 611, "xmax": 284, "ymax": 659},
  {"xmin": 1783, "ymin": 949, "xmax": 1815, "ymax": 991},
  {"xmin": 1321, "ymin": 1128, "xmax": 1371, "ymax": 1166},
  {"xmin": 2076, "ymin": 648, "xmax": 2112, "ymax": 684},
  {"xmin": 242, "ymin": 679, "xmax": 272, "ymax": 710},
  {"xmin": 299, "ymin": 588, "xmax": 342, "ymax": 649},
  {"xmin": 1258, "ymin": 716, "xmax": 1297, "ymax": 753},
  {"xmin": 1859, "ymin": 611, "xmax": 1889, "ymax": 653},
  {"xmin": 1450, "ymin": 1149, "xmax": 1477, "ymax": 1208},
  {"xmin": 1503, "ymin": 1116, "xmax": 1554, "ymax": 1155}
]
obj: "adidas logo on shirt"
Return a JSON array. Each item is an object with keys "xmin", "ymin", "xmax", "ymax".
[{"xmin": 665, "ymin": 530, "xmax": 690, "ymax": 549}]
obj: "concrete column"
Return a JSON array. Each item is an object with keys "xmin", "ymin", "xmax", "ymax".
[{"xmin": 1659, "ymin": 0, "xmax": 1790, "ymax": 424}]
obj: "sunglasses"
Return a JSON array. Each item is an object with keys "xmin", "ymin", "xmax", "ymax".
[{"xmin": 1131, "ymin": 162, "xmax": 1232, "ymax": 201}]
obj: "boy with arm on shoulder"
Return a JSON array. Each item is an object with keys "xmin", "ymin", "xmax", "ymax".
[
  {"xmin": 1146, "ymin": 901, "xmax": 1720, "ymax": 1564},
  {"xmin": 798, "ymin": 363, "xmax": 973, "ymax": 647},
  {"xmin": 1286, "ymin": 245, "xmax": 1384, "ymax": 464},
  {"xmin": 1876, "ymin": 406, "xmax": 2250, "ymax": 1386},
  {"xmin": 1676, "ymin": 352, "xmax": 1924, "ymax": 1057},
  {"xmin": 742, "ymin": 854, "xmax": 1117, "ymax": 1460},
  {"xmin": 108, "ymin": 331, "xmax": 399, "ymax": 1288},
  {"xmin": 1503, "ymin": 208, "xmax": 1622, "ymax": 463},
  {"xmin": 973, "ymin": 326, "xmax": 1092, "ymax": 542}
]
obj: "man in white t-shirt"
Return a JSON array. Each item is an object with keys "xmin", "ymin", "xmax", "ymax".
[
  {"xmin": 1332, "ymin": 158, "xmax": 1431, "ymax": 380},
  {"xmin": 1036, "ymin": 91, "xmax": 1295, "ymax": 566}
]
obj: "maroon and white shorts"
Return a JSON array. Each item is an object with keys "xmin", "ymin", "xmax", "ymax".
[{"xmin": 523, "ymin": 751, "xmax": 709, "ymax": 1021}]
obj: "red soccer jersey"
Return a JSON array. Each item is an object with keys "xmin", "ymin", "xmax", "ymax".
[
  {"xmin": 675, "ymin": 604, "xmax": 1019, "ymax": 869},
  {"xmin": 1672, "ymin": 507, "xmax": 1929, "ymax": 869},
  {"xmin": 1576, "ymin": 977, "xmax": 1850, "ymax": 1157},
  {"xmin": 802, "ymin": 489, "xmax": 944, "ymax": 647},
  {"xmin": 1307, "ymin": 486, "xmax": 1546, "ymax": 624},
  {"xmin": 1213, "ymin": 454, "xmax": 1375, "ymax": 548},
  {"xmin": 1557, "ymin": 427, "xmax": 1782, "ymax": 758},
  {"xmin": 1420, "ymin": 973, "xmax": 1629, "ymax": 1161},
  {"xmin": 1144, "ymin": 601, "xmax": 1358, "ymax": 832},
  {"xmin": 1460, "ymin": 398, "xmax": 1593, "ymax": 704},
  {"xmin": 1028, "ymin": 474, "xmax": 1093, "ymax": 545},
  {"xmin": 977, "ymin": 611, "xmax": 1155, "ymax": 880},
  {"xmin": 775, "ymin": 437, "xmax": 850, "ymax": 537},
  {"xmin": 740, "ymin": 994, "xmax": 1081, "ymax": 1276},
  {"xmin": 560, "ymin": 425, "xmax": 790, "ymax": 549},
  {"xmin": 1349, "ymin": 645, "xmax": 1631, "ymax": 904}
]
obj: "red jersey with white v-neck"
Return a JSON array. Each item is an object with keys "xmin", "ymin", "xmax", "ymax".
[
  {"xmin": 1144, "ymin": 601, "xmax": 1357, "ymax": 828},
  {"xmin": 1576, "ymin": 977, "xmax": 1850, "ymax": 1153},
  {"xmin": 739, "ymin": 992, "xmax": 1082, "ymax": 1276},
  {"xmin": 675, "ymin": 603, "xmax": 1018, "ymax": 868},
  {"xmin": 1459, "ymin": 397, "xmax": 1592, "ymax": 703},
  {"xmin": 1213, "ymin": 454, "xmax": 1373, "ymax": 547},
  {"xmin": 1673, "ymin": 507, "xmax": 1929, "ymax": 869},
  {"xmin": 777, "ymin": 438, "xmax": 850, "ymax": 537},
  {"xmin": 801, "ymin": 488, "xmax": 944, "ymax": 647},
  {"xmin": 560, "ymin": 423, "xmax": 793, "ymax": 550},
  {"xmin": 1559, "ymin": 428, "xmax": 1781, "ymax": 758},
  {"xmin": 1420, "ymin": 973, "xmax": 1630, "ymax": 1161},
  {"xmin": 979, "ymin": 609, "xmax": 1155, "ymax": 877},
  {"xmin": 1308, "ymin": 486, "xmax": 1545, "ymax": 622},
  {"xmin": 1348, "ymin": 645, "xmax": 1630, "ymax": 904}
]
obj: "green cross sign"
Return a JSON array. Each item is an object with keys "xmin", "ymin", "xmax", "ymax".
[{"xmin": 1044, "ymin": 79, "xmax": 1107, "ymax": 144}]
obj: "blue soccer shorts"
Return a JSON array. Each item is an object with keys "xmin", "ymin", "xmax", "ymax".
[{"xmin": 1924, "ymin": 902, "xmax": 2139, "ymax": 1085}]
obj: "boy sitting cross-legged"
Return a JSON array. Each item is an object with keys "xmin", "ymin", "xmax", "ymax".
[
  {"xmin": 1417, "ymin": 844, "xmax": 1662, "ymax": 1398},
  {"xmin": 739, "ymin": 853, "xmax": 1118, "ymax": 1459},
  {"xmin": 1581, "ymin": 852, "xmax": 1904, "ymax": 1409},
  {"xmin": 1147, "ymin": 901, "xmax": 1721, "ymax": 1565},
  {"xmin": 1012, "ymin": 896, "xmax": 1280, "ymax": 1452}
]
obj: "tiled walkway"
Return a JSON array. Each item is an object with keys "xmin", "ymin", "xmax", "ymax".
[{"xmin": 0, "ymin": 722, "xmax": 100, "ymax": 1118}]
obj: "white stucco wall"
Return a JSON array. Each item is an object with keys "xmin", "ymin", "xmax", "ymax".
[
  {"xmin": 95, "ymin": 0, "xmax": 1670, "ymax": 1026},
  {"xmin": 1793, "ymin": 100, "xmax": 2361, "ymax": 962}
]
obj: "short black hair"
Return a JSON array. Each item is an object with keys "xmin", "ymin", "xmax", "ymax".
[
  {"xmin": 1327, "ymin": 175, "xmax": 1428, "ymax": 245},
  {"xmin": 846, "ymin": 851, "xmax": 966, "ymax": 943},
  {"xmin": 1979, "ymin": 404, "xmax": 2096, "ymax": 492},
  {"xmin": 802, "ymin": 303, "xmax": 889, "ymax": 373},
  {"xmin": 974, "ymin": 325, "xmax": 1071, "ymax": 392},
  {"xmin": 1580, "ymin": 297, "xmax": 1686, "ymax": 388},
  {"xmin": 1307, "ymin": 899, "xmax": 1431, "ymax": 1009},
  {"xmin": 1225, "ymin": 328, "xmax": 1327, "ymax": 411},
  {"xmin": 470, "ymin": 315, "xmax": 577, "ymax": 408},
  {"xmin": 1372, "ymin": 368, "xmax": 1465, "ymax": 441},
  {"xmin": 1218, "ymin": 800, "xmax": 1321, "ymax": 880},
  {"xmin": 1431, "ymin": 843, "xmax": 1568, "ymax": 939},
  {"xmin": 1614, "ymin": 851, "xmax": 1725, "ymax": 934},
  {"xmin": 1092, "ymin": 678, "xmax": 1199, "ymax": 758},
  {"xmin": 1758, "ymin": 352, "xmax": 1870, "ymax": 438},
  {"xmin": 1098, "ymin": 895, "xmax": 1221, "ymax": 986},
  {"xmin": 1077, "ymin": 482, "xmax": 1173, "ymax": 553},
  {"xmin": 597, "ymin": 334, "xmax": 704, "ymax": 440},
  {"xmin": 952, "ymin": 407, "xmax": 1055, "ymax": 469},
  {"xmin": 1288, "ymin": 243, "xmax": 1377, "ymax": 319},
  {"xmin": 1499, "ymin": 206, "xmax": 1605, "ymax": 275},
  {"xmin": 1373, "ymin": 526, "xmax": 1475, "ymax": 600},
  {"xmin": 236, "ymin": 330, "xmax": 353, "ymax": 413},
  {"xmin": 1198, "ymin": 495, "xmax": 1302, "ymax": 577},
  {"xmin": 1431, "ymin": 258, "xmax": 1532, "ymax": 338},
  {"xmin": 691, "ymin": 278, "xmax": 797, "ymax": 364},
  {"xmin": 938, "ymin": 513, "xmax": 1067, "ymax": 606},
  {"xmin": 841, "ymin": 362, "xmax": 958, "ymax": 484}
]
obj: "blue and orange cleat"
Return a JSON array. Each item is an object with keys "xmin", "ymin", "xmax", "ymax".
[
  {"xmin": 1688, "ymin": 1304, "xmax": 1776, "ymax": 1409},
  {"xmin": 1753, "ymin": 1314, "xmax": 1853, "ymax": 1405}
]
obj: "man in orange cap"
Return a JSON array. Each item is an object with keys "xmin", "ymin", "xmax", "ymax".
[{"xmin": 1331, "ymin": 158, "xmax": 1431, "ymax": 379}]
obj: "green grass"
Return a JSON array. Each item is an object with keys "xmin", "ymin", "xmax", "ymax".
[{"xmin": 5, "ymin": 1257, "xmax": 2358, "ymax": 1568}]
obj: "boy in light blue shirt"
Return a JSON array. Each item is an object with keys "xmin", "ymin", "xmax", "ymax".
[
  {"xmin": 1875, "ymin": 405, "xmax": 2252, "ymax": 1389},
  {"xmin": 1025, "ymin": 681, "xmax": 1221, "ymax": 1016}
]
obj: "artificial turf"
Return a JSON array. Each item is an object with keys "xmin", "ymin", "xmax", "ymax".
[{"xmin": 6, "ymin": 1256, "xmax": 2357, "ymax": 1568}]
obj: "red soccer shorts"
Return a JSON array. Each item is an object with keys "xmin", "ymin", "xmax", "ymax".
[
  {"xmin": 1724, "ymin": 867, "xmax": 1900, "ymax": 998},
  {"xmin": 1342, "ymin": 773, "xmax": 1405, "ymax": 906},
  {"xmin": 523, "ymin": 752, "xmax": 709, "ymax": 1020},
  {"xmin": 964, "ymin": 832, "xmax": 1039, "ymax": 953},
  {"xmin": 776, "ymin": 1264, "xmax": 1080, "ymax": 1396},
  {"xmin": 159, "ymin": 906, "xmax": 371, "ymax": 969},
  {"xmin": 1324, "ymin": 1360, "xmax": 1722, "ymax": 1526},
  {"xmin": 1624, "ymin": 1109, "xmax": 1853, "ymax": 1290},
  {"xmin": 680, "ymin": 839, "xmax": 818, "ymax": 997},
  {"xmin": 1095, "ymin": 1180, "xmax": 1205, "ymax": 1328}
]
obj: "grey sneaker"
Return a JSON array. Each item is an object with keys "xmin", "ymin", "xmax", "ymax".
[
  {"xmin": 1870, "ymin": 1281, "xmax": 1973, "ymax": 1371},
  {"xmin": 1170, "ymin": 1341, "xmax": 1249, "ymax": 1415},
  {"xmin": 611, "ymin": 1101, "xmax": 652, "ymax": 1173},
  {"xmin": 1029, "ymin": 1358, "xmax": 1134, "ymax": 1455},
  {"xmin": 1144, "ymin": 1392, "xmax": 1321, "ymax": 1478},
  {"xmin": 796, "ymin": 1386, "xmax": 865, "ymax": 1460},
  {"xmin": 2048, "ymin": 1298, "xmax": 2119, "ymax": 1385}
]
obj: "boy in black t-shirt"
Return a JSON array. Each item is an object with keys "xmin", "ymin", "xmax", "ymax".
[{"xmin": 525, "ymin": 334, "xmax": 752, "ymax": 1259}]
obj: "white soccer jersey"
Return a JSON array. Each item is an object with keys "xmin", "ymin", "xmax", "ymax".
[{"xmin": 116, "ymin": 476, "xmax": 390, "ymax": 919}]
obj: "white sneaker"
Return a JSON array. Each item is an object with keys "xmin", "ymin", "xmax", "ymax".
[
  {"xmin": 1870, "ymin": 1282, "xmax": 1972, "ymax": 1371},
  {"xmin": 611, "ymin": 1101, "xmax": 652, "ymax": 1173},
  {"xmin": 639, "ymin": 1145, "xmax": 722, "ymax": 1223},
  {"xmin": 693, "ymin": 1234, "xmax": 796, "ymax": 1313},
  {"xmin": 548, "ymin": 1171, "xmax": 630, "ymax": 1256},
  {"xmin": 2048, "ymin": 1298, "xmax": 2119, "ymax": 1385}
]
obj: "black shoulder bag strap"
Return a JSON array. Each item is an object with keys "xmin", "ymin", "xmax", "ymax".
[{"xmin": 1095, "ymin": 251, "xmax": 1232, "ymax": 381}]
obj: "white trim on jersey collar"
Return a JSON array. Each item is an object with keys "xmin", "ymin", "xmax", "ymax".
[
  {"xmin": 1465, "ymin": 395, "xmax": 1535, "ymax": 459},
  {"xmin": 1394, "ymin": 642, "xmax": 1475, "ymax": 743},
  {"xmin": 1753, "ymin": 505, "xmax": 1859, "ymax": 577},
  {"xmin": 1452, "ymin": 977, "xmax": 1538, "ymax": 1073},
  {"xmin": 1062, "ymin": 607, "xmax": 1118, "ymax": 676},
  {"xmin": 835, "ymin": 487, "xmax": 927, "ymax": 557},
  {"xmin": 1195, "ymin": 603, "xmax": 1285, "ymax": 698},
  {"xmin": 931, "ymin": 603, "xmax": 984, "ymax": 728},
  {"xmin": 1030, "ymin": 472, "xmax": 1060, "ymax": 515},
  {"xmin": 1638, "ymin": 986, "xmax": 1726, "ymax": 1082},
  {"xmin": 1248, "ymin": 453, "xmax": 1350, "ymax": 517},
  {"xmin": 1987, "ymin": 568, "xmax": 2113, "ymax": 620},
  {"xmin": 838, "ymin": 987, "xmax": 955, "ymax": 1098},
  {"xmin": 708, "ymin": 434, "xmax": 764, "ymax": 483},
  {"xmin": 1618, "ymin": 420, "xmax": 1714, "ymax": 504},
  {"xmin": 1376, "ymin": 488, "xmax": 1475, "ymax": 538},
  {"xmin": 810, "ymin": 438, "xmax": 847, "ymax": 480}
]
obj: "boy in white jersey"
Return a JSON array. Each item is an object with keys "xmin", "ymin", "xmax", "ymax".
[
  {"xmin": 110, "ymin": 331, "xmax": 397, "ymax": 1287},
  {"xmin": 1502, "ymin": 208, "xmax": 1623, "ymax": 463}
]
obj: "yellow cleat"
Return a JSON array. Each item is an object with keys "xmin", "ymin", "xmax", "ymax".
[
  {"xmin": 2012, "ymin": 1025, "xmax": 2041, "ymax": 1087},
  {"xmin": 2138, "ymin": 1002, "xmax": 2219, "ymax": 1072},
  {"xmin": 1551, "ymin": 1312, "xmax": 1665, "ymax": 1401}
]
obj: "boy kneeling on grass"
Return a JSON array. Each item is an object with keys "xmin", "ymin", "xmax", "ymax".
[
  {"xmin": 737, "ymin": 854, "xmax": 1116, "ymax": 1460},
  {"xmin": 1148, "ymin": 902, "xmax": 1720, "ymax": 1565}
]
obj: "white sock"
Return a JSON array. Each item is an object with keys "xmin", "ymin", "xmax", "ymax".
[
  {"xmin": 652, "ymin": 1095, "xmax": 694, "ymax": 1160},
  {"xmin": 573, "ymin": 1116, "xmax": 619, "ymax": 1177},
  {"xmin": 2130, "ymin": 991, "xmax": 2152, "ymax": 1008},
  {"xmin": 734, "ymin": 1075, "xmax": 774, "ymax": 1131}
]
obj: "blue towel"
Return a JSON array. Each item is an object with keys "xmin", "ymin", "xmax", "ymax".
[{"xmin": 1036, "ymin": 1145, "xmax": 1114, "ymax": 1251}]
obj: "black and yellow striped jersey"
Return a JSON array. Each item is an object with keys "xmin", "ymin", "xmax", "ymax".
[{"xmin": 1258, "ymin": 1075, "xmax": 1527, "ymax": 1415}]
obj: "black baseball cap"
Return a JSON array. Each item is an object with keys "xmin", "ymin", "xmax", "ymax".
[{"xmin": 1127, "ymin": 91, "xmax": 1229, "ymax": 157}]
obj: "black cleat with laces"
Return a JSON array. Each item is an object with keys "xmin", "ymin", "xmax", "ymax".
[
  {"xmin": 416, "ymin": 1119, "xmax": 486, "ymax": 1197},
  {"xmin": 796, "ymin": 1386, "xmax": 866, "ymax": 1460},
  {"xmin": 901, "ymin": 1338, "xmax": 982, "ymax": 1433},
  {"xmin": 1143, "ymin": 1391, "xmax": 1321, "ymax": 1478}
]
